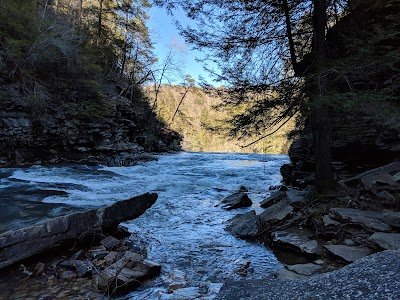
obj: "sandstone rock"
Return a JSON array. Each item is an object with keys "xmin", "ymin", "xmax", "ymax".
[
  {"xmin": 287, "ymin": 263, "xmax": 324, "ymax": 276},
  {"xmin": 0, "ymin": 193, "xmax": 157, "ymax": 270},
  {"xmin": 33, "ymin": 262, "xmax": 45, "ymax": 277},
  {"xmin": 97, "ymin": 251, "xmax": 161, "ymax": 296},
  {"xmin": 59, "ymin": 270, "xmax": 77, "ymax": 280},
  {"xmin": 272, "ymin": 227, "xmax": 318, "ymax": 255},
  {"xmin": 322, "ymin": 215, "xmax": 341, "ymax": 226},
  {"xmin": 342, "ymin": 162, "xmax": 400, "ymax": 187},
  {"xmin": 104, "ymin": 251, "xmax": 118, "ymax": 266},
  {"xmin": 100, "ymin": 236, "xmax": 120, "ymax": 250},
  {"xmin": 220, "ymin": 192, "xmax": 252, "ymax": 210},
  {"xmin": 324, "ymin": 245, "xmax": 373, "ymax": 262},
  {"xmin": 361, "ymin": 174, "xmax": 399, "ymax": 189},
  {"xmin": 381, "ymin": 212, "xmax": 400, "ymax": 228},
  {"xmin": 226, "ymin": 211, "xmax": 258, "ymax": 239},
  {"xmin": 260, "ymin": 192, "xmax": 287, "ymax": 209},
  {"xmin": 75, "ymin": 260, "xmax": 93, "ymax": 278},
  {"xmin": 286, "ymin": 190, "xmax": 309, "ymax": 208},
  {"xmin": 369, "ymin": 232, "xmax": 400, "ymax": 250},
  {"xmin": 330, "ymin": 208, "xmax": 392, "ymax": 231},
  {"xmin": 259, "ymin": 200, "xmax": 293, "ymax": 224}
]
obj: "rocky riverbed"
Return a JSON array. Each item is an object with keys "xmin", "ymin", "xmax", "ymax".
[{"xmin": 226, "ymin": 162, "xmax": 400, "ymax": 278}]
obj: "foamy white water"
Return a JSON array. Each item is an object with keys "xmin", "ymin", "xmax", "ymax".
[{"xmin": 4, "ymin": 152, "xmax": 289, "ymax": 299}]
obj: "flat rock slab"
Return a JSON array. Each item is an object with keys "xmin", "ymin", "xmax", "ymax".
[
  {"xmin": 259, "ymin": 200, "xmax": 293, "ymax": 224},
  {"xmin": 286, "ymin": 190, "xmax": 309, "ymax": 208},
  {"xmin": 324, "ymin": 245, "xmax": 373, "ymax": 262},
  {"xmin": 226, "ymin": 211, "xmax": 258, "ymax": 239},
  {"xmin": 361, "ymin": 174, "xmax": 399, "ymax": 189},
  {"xmin": 286, "ymin": 263, "xmax": 324, "ymax": 276},
  {"xmin": 216, "ymin": 250, "xmax": 400, "ymax": 300},
  {"xmin": 260, "ymin": 192, "xmax": 287, "ymax": 209},
  {"xmin": 370, "ymin": 232, "xmax": 400, "ymax": 250},
  {"xmin": 342, "ymin": 162, "xmax": 400, "ymax": 187},
  {"xmin": 272, "ymin": 227, "xmax": 318, "ymax": 255},
  {"xmin": 221, "ymin": 192, "xmax": 252, "ymax": 210},
  {"xmin": 330, "ymin": 208, "xmax": 392, "ymax": 231},
  {"xmin": 0, "ymin": 193, "xmax": 158, "ymax": 270},
  {"xmin": 322, "ymin": 215, "xmax": 341, "ymax": 226},
  {"xmin": 381, "ymin": 212, "xmax": 400, "ymax": 228},
  {"xmin": 260, "ymin": 191, "xmax": 308, "ymax": 209}
]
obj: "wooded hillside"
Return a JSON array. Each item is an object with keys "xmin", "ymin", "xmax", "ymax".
[{"xmin": 150, "ymin": 85, "xmax": 294, "ymax": 154}]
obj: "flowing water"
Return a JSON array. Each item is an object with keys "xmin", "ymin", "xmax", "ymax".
[{"xmin": 0, "ymin": 152, "xmax": 289, "ymax": 299}]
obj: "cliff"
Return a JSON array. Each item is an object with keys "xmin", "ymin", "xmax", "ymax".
[
  {"xmin": 0, "ymin": 86, "xmax": 181, "ymax": 167},
  {"xmin": 0, "ymin": 1, "xmax": 181, "ymax": 167}
]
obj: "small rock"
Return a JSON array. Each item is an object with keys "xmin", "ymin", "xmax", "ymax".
[
  {"xmin": 100, "ymin": 236, "xmax": 120, "ymax": 250},
  {"xmin": 381, "ymin": 212, "xmax": 400, "ymax": 228},
  {"xmin": 104, "ymin": 251, "xmax": 118, "ymax": 266},
  {"xmin": 226, "ymin": 211, "xmax": 258, "ymax": 239},
  {"xmin": 88, "ymin": 247, "xmax": 109, "ymax": 260},
  {"xmin": 75, "ymin": 260, "xmax": 92, "ymax": 278},
  {"xmin": 272, "ymin": 227, "xmax": 318, "ymax": 255},
  {"xmin": 287, "ymin": 263, "xmax": 323, "ymax": 276},
  {"xmin": 164, "ymin": 270, "xmax": 188, "ymax": 291},
  {"xmin": 238, "ymin": 186, "xmax": 248, "ymax": 192},
  {"xmin": 314, "ymin": 259, "xmax": 325, "ymax": 265},
  {"xmin": 71, "ymin": 250, "xmax": 85, "ymax": 260},
  {"xmin": 59, "ymin": 270, "xmax": 77, "ymax": 280},
  {"xmin": 324, "ymin": 245, "xmax": 373, "ymax": 262},
  {"xmin": 370, "ymin": 232, "xmax": 400, "ymax": 250},
  {"xmin": 322, "ymin": 215, "xmax": 341, "ymax": 226},
  {"xmin": 97, "ymin": 256, "xmax": 161, "ymax": 296},
  {"xmin": 19, "ymin": 264, "xmax": 32, "ymax": 277},
  {"xmin": 286, "ymin": 190, "xmax": 309, "ymax": 208},
  {"xmin": 259, "ymin": 200, "xmax": 293, "ymax": 225},
  {"xmin": 220, "ymin": 192, "xmax": 252, "ymax": 210},
  {"xmin": 275, "ymin": 267, "xmax": 309, "ymax": 280},
  {"xmin": 33, "ymin": 262, "xmax": 45, "ymax": 276}
]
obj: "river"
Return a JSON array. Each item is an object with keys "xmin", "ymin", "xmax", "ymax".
[{"xmin": 0, "ymin": 152, "xmax": 289, "ymax": 299}]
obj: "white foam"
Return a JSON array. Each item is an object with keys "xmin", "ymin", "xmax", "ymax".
[{"xmin": 4, "ymin": 152, "xmax": 289, "ymax": 298}]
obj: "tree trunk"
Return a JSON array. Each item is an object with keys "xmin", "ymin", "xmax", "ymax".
[
  {"xmin": 311, "ymin": 0, "xmax": 335, "ymax": 190},
  {"xmin": 98, "ymin": 0, "xmax": 104, "ymax": 37},
  {"xmin": 282, "ymin": 0, "xmax": 297, "ymax": 73}
]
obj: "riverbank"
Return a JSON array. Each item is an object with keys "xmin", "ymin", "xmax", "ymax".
[
  {"xmin": 226, "ymin": 162, "xmax": 400, "ymax": 280},
  {"xmin": 216, "ymin": 250, "xmax": 400, "ymax": 299}
]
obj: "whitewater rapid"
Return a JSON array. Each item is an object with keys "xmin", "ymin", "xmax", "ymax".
[{"xmin": 2, "ymin": 152, "xmax": 289, "ymax": 299}]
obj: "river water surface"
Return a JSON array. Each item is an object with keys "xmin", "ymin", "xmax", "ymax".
[{"xmin": 0, "ymin": 152, "xmax": 289, "ymax": 299}]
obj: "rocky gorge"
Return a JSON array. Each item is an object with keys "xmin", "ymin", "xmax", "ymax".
[{"xmin": 0, "ymin": 86, "xmax": 181, "ymax": 168}]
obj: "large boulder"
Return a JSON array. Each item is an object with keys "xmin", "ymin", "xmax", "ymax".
[{"xmin": 0, "ymin": 193, "xmax": 157, "ymax": 270}]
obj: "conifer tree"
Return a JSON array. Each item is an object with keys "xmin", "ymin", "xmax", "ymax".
[{"xmin": 154, "ymin": 0, "xmax": 349, "ymax": 189}]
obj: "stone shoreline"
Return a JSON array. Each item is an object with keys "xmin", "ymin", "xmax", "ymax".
[{"xmin": 225, "ymin": 162, "xmax": 400, "ymax": 279}]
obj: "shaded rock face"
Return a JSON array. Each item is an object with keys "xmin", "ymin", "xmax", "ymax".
[
  {"xmin": 283, "ymin": 117, "xmax": 400, "ymax": 187},
  {"xmin": 282, "ymin": 0, "xmax": 400, "ymax": 186},
  {"xmin": 0, "ymin": 96, "xmax": 181, "ymax": 167}
]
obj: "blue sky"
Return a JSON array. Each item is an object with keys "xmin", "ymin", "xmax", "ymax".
[{"xmin": 148, "ymin": 5, "xmax": 217, "ymax": 85}]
